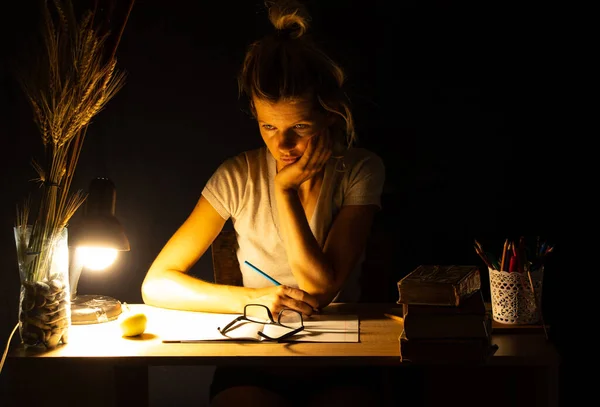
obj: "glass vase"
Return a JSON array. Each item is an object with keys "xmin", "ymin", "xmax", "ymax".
[{"xmin": 15, "ymin": 225, "xmax": 71, "ymax": 349}]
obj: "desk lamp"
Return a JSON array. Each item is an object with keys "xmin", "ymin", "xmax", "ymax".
[{"xmin": 68, "ymin": 177, "xmax": 130, "ymax": 324}]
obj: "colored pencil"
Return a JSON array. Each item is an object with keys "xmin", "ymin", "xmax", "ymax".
[
  {"xmin": 500, "ymin": 239, "xmax": 508, "ymax": 272},
  {"xmin": 244, "ymin": 260, "xmax": 281, "ymax": 286}
]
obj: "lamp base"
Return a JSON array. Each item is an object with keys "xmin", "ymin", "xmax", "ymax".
[{"xmin": 71, "ymin": 294, "xmax": 122, "ymax": 325}]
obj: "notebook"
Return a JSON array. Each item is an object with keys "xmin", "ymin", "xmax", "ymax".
[{"xmin": 150, "ymin": 308, "xmax": 359, "ymax": 343}]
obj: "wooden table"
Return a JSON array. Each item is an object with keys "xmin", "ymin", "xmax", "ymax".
[{"xmin": 5, "ymin": 303, "xmax": 561, "ymax": 407}]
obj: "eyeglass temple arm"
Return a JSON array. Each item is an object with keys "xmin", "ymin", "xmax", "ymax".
[
  {"xmin": 257, "ymin": 326, "xmax": 304, "ymax": 342},
  {"xmin": 217, "ymin": 316, "xmax": 245, "ymax": 334}
]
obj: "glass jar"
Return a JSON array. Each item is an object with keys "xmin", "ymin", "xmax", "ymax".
[{"xmin": 15, "ymin": 225, "xmax": 71, "ymax": 349}]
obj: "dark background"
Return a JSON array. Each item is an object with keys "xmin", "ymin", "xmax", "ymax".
[{"xmin": 1, "ymin": 0, "xmax": 571, "ymax": 405}]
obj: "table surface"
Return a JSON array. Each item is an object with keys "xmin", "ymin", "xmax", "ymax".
[{"xmin": 9, "ymin": 303, "xmax": 560, "ymax": 367}]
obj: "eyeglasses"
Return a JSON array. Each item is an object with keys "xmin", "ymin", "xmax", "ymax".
[{"xmin": 217, "ymin": 304, "xmax": 304, "ymax": 342}]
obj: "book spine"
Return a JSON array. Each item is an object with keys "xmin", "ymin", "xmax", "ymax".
[
  {"xmin": 458, "ymin": 269, "xmax": 481, "ymax": 300},
  {"xmin": 400, "ymin": 341, "xmax": 497, "ymax": 364},
  {"xmin": 403, "ymin": 291, "xmax": 486, "ymax": 315},
  {"xmin": 397, "ymin": 266, "xmax": 482, "ymax": 306},
  {"xmin": 398, "ymin": 285, "xmax": 459, "ymax": 306},
  {"xmin": 403, "ymin": 314, "xmax": 492, "ymax": 339}
]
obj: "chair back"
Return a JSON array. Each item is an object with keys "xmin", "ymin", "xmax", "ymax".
[{"xmin": 211, "ymin": 230, "xmax": 243, "ymax": 287}]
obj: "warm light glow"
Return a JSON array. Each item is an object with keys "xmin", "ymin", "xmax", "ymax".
[
  {"xmin": 77, "ymin": 247, "xmax": 119, "ymax": 270},
  {"xmin": 51, "ymin": 233, "xmax": 70, "ymax": 273}
]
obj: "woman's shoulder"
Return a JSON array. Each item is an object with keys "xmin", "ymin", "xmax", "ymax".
[
  {"xmin": 342, "ymin": 147, "xmax": 385, "ymax": 169},
  {"xmin": 332, "ymin": 147, "xmax": 386, "ymax": 202},
  {"xmin": 241, "ymin": 147, "xmax": 266, "ymax": 162},
  {"xmin": 218, "ymin": 147, "xmax": 266, "ymax": 173}
]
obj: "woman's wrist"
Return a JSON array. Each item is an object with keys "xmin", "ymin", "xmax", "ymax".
[
  {"xmin": 232, "ymin": 286, "xmax": 263, "ymax": 309},
  {"xmin": 274, "ymin": 179, "xmax": 300, "ymax": 193}
]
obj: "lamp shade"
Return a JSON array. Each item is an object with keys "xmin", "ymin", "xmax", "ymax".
[
  {"xmin": 70, "ymin": 177, "xmax": 130, "ymax": 251},
  {"xmin": 68, "ymin": 177, "xmax": 128, "ymax": 324}
]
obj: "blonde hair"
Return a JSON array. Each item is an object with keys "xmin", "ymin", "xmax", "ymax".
[{"xmin": 238, "ymin": 0, "xmax": 357, "ymax": 149}]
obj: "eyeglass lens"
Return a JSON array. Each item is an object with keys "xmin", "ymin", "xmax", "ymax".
[
  {"xmin": 278, "ymin": 309, "xmax": 302, "ymax": 329},
  {"xmin": 245, "ymin": 305, "xmax": 273, "ymax": 324}
]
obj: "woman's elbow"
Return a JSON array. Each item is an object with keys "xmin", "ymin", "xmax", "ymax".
[
  {"xmin": 140, "ymin": 280, "xmax": 153, "ymax": 305},
  {"xmin": 313, "ymin": 272, "xmax": 350, "ymax": 308},
  {"xmin": 313, "ymin": 292, "xmax": 335, "ymax": 309},
  {"xmin": 141, "ymin": 272, "xmax": 163, "ymax": 306},
  {"xmin": 308, "ymin": 280, "xmax": 342, "ymax": 309}
]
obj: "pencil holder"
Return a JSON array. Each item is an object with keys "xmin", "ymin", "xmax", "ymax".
[{"xmin": 488, "ymin": 267, "xmax": 544, "ymax": 324}]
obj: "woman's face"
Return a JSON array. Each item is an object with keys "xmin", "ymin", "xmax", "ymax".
[{"xmin": 253, "ymin": 96, "xmax": 330, "ymax": 171}]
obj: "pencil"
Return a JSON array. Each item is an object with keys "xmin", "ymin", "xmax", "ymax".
[
  {"xmin": 500, "ymin": 239, "xmax": 508, "ymax": 272},
  {"xmin": 384, "ymin": 313, "xmax": 404, "ymax": 323},
  {"xmin": 243, "ymin": 261, "xmax": 281, "ymax": 286},
  {"xmin": 518, "ymin": 236, "xmax": 526, "ymax": 273},
  {"xmin": 474, "ymin": 245, "xmax": 493, "ymax": 269}
]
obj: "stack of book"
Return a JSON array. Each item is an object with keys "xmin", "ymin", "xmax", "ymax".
[{"xmin": 396, "ymin": 265, "xmax": 497, "ymax": 363}]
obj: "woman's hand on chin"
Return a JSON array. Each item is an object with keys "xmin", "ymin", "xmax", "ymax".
[{"xmin": 275, "ymin": 129, "xmax": 332, "ymax": 191}]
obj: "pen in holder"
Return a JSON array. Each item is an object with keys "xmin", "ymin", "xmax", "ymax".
[
  {"xmin": 488, "ymin": 267, "xmax": 544, "ymax": 325},
  {"xmin": 474, "ymin": 237, "xmax": 552, "ymax": 339}
]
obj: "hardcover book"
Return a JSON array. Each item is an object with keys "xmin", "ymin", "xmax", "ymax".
[
  {"xmin": 397, "ymin": 265, "xmax": 481, "ymax": 306},
  {"xmin": 399, "ymin": 329, "xmax": 497, "ymax": 364},
  {"xmin": 402, "ymin": 290, "xmax": 487, "ymax": 316},
  {"xmin": 402, "ymin": 311, "xmax": 492, "ymax": 339}
]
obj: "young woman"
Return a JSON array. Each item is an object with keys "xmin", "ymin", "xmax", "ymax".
[{"xmin": 141, "ymin": 1, "xmax": 386, "ymax": 405}]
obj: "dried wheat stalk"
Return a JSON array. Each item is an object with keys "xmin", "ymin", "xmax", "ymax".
[{"xmin": 15, "ymin": 0, "xmax": 134, "ymax": 281}]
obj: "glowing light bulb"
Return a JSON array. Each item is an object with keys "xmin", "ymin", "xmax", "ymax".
[{"xmin": 77, "ymin": 247, "xmax": 119, "ymax": 271}]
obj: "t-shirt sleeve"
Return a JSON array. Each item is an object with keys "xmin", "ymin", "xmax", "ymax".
[
  {"xmin": 201, "ymin": 154, "xmax": 248, "ymax": 220},
  {"xmin": 342, "ymin": 150, "xmax": 386, "ymax": 209}
]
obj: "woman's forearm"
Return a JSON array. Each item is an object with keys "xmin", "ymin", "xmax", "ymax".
[
  {"xmin": 274, "ymin": 187, "xmax": 336, "ymax": 300},
  {"xmin": 141, "ymin": 268, "xmax": 262, "ymax": 313}
]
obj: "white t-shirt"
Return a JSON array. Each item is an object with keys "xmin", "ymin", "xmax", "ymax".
[{"xmin": 202, "ymin": 146, "xmax": 385, "ymax": 302}]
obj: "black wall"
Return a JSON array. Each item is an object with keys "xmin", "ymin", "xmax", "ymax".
[{"xmin": 1, "ymin": 1, "xmax": 570, "ymax": 405}]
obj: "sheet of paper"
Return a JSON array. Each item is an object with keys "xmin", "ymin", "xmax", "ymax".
[
  {"xmin": 151, "ymin": 308, "xmax": 262, "ymax": 342},
  {"xmin": 151, "ymin": 306, "xmax": 359, "ymax": 343},
  {"xmin": 260, "ymin": 314, "xmax": 359, "ymax": 342},
  {"xmin": 289, "ymin": 314, "xmax": 359, "ymax": 342}
]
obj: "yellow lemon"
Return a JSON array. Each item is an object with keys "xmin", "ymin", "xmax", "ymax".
[{"xmin": 120, "ymin": 312, "xmax": 147, "ymax": 337}]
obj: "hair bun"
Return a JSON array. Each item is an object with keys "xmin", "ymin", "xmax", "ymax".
[
  {"xmin": 275, "ymin": 27, "xmax": 298, "ymax": 40},
  {"xmin": 266, "ymin": 0, "xmax": 310, "ymax": 39}
]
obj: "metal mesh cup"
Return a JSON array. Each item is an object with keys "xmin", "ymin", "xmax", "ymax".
[{"xmin": 488, "ymin": 267, "xmax": 544, "ymax": 324}]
